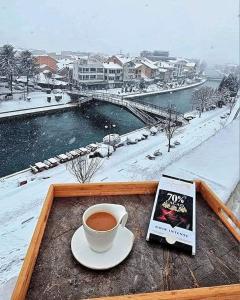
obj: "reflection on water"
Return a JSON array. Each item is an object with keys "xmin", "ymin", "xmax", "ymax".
[
  {"xmin": 136, "ymin": 80, "xmax": 220, "ymax": 113},
  {"xmin": 0, "ymin": 81, "xmax": 219, "ymax": 177}
]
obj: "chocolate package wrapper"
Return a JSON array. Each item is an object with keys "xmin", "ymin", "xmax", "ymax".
[{"xmin": 146, "ymin": 175, "xmax": 196, "ymax": 255}]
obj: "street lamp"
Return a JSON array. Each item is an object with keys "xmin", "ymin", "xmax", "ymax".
[{"xmin": 104, "ymin": 124, "xmax": 116, "ymax": 158}]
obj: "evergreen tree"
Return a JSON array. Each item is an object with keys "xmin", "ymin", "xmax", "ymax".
[
  {"xmin": 0, "ymin": 44, "xmax": 17, "ymax": 93},
  {"xmin": 218, "ymin": 76, "xmax": 226, "ymax": 92},
  {"xmin": 18, "ymin": 50, "xmax": 39, "ymax": 94},
  {"xmin": 218, "ymin": 73, "xmax": 239, "ymax": 97}
]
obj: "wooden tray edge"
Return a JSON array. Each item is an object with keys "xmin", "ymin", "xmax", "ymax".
[{"xmin": 11, "ymin": 180, "xmax": 240, "ymax": 300}]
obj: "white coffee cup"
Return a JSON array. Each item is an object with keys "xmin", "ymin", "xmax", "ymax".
[{"xmin": 82, "ymin": 203, "xmax": 128, "ymax": 252}]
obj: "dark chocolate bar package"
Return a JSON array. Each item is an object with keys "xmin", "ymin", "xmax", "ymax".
[{"xmin": 146, "ymin": 175, "xmax": 196, "ymax": 255}]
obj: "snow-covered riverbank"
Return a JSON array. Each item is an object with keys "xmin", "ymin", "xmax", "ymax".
[
  {"xmin": 125, "ymin": 79, "xmax": 207, "ymax": 98},
  {"xmin": 0, "ymin": 98, "xmax": 239, "ymax": 299},
  {"xmin": 0, "ymin": 91, "xmax": 71, "ymax": 115},
  {"xmin": 96, "ymin": 79, "xmax": 206, "ymax": 99}
]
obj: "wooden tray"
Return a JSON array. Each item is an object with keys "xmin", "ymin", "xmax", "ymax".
[{"xmin": 11, "ymin": 181, "xmax": 240, "ymax": 300}]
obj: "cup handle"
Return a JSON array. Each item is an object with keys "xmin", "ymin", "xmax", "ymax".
[{"xmin": 120, "ymin": 212, "xmax": 128, "ymax": 227}]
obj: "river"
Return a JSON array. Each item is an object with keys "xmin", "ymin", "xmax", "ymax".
[{"xmin": 0, "ymin": 80, "xmax": 219, "ymax": 177}]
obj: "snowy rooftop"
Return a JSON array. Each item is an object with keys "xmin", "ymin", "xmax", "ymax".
[
  {"xmin": 114, "ymin": 55, "xmax": 133, "ymax": 65},
  {"xmin": 103, "ymin": 62, "xmax": 122, "ymax": 69},
  {"xmin": 133, "ymin": 63, "xmax": 142, "ymax": 69},
  {"xmin": 57, "ymin": 58, "xmax": 75, "ymax": 70},
  {"xmin": 141, "ymin": 58, "xmax": 158, "ymax": 70}
]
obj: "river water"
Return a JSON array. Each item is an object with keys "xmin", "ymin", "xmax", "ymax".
[{"xmin": 0, "ymin": 80, "xmax": 219, "ymax": 177}]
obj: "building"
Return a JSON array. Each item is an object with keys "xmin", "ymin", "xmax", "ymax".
[
  {"xmin": 73, "ymin": 58, "xmax": 105, "ymax": 88},
  {"xmin": 140, "ymin": 50, "xmax": 170, "ymax": 61},
  {"xmin": 154, "ymin": 61, "xmax": 175, "ymax": 82},
  {"xmin": 103, "ymin": 62, "xmax": 123, "ymax": 88},
  {"xmin": 73, "ymin": 58, "xmax": 123, "ymax": 89},
  {"xmin": 108, "ymin": 55, "xmax": 135, "ymax": 82},
  {"xmin": 134, "ymin": 58, "xmax": 158, "ymax": 80},
  {"xmin": 122, "ymin": 61, "xmax": 138, "ymax": 82},
  {"xmin": 183, "ymin": 62, "xmax": 197, "ymax": 79},
  {"xmin": 168, "ymin": 59, "xmax": 188, "ymax": 81},
  {"xmin": 35, "ymin": 55, "xmax": 58, "ymax": 73}
]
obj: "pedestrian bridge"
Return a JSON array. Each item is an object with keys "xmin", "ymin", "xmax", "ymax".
[{"xmin": 67, "ymin": 90, "xmax": 187, "ymax": 126}]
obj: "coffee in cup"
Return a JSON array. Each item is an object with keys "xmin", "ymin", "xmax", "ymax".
[
  {"xmin": 83, "ymin": 203, "xmax": 128, "ymax": 252},
  {"xmin": 86, "ymin": 212, "xmax": 117, "ymax": 231}
]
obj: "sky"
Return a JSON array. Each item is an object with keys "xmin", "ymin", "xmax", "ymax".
[{"xmin": 0, "ymin": 0, "xmax": 239, "ymax": 64}]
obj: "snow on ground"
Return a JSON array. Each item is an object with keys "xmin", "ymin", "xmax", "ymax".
[
  {"xmin": 0, "ymin": 104, "xmax": 239, "ymax": 298},
  {"xmin": 0, "ymin": 91, "xmax": 71, "ymax": 113},
  {"xmin": 165, "ymin": 118, "xmax": 239, "ymax": 203}
]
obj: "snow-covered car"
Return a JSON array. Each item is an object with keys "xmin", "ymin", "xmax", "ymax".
[
  {"xmin": 185, "ymin": 116, "xmax": 194, "ymax": 121},
  {"xmin": 150, "ymin": 126, "xmax": 158, "ymax": 135},
  {"xmin": 44, "ymin": 160, "xmax": 53, "ymax": 168},
  {"xmin": 35, "ymin": 162, "xmax": 48, "ymax": 171},
  {"xmin": 48, "ymin": 157, "xmax": 59, "ymax": 167},
  {"xmin": 86, "ymin": 143, "xmax": 99, "ymax": 152},
  {"xmin": 174, "ymin": 141, "xmax": 181, "ymax": 146},
  {"xmin": 142, "ymin": 130, "xmax": 150, "ymax": 139},
  {"xmin": 220, "ymin": 115, "xmax": 227, "ymax": 119},
  {"xmin": 78, "ymin": 147, "xmax": 90, "ymax": 155},
  {"xmin": 57, "ymin": 154, "xmax": 69, "ymax": 162},
  {"xmin": 126, "ymin": 137, "xmax": 138, "ymax": 145},
  {"xmin": 92, "ymin": 145, "xmax": 114, "ymax": 158}
]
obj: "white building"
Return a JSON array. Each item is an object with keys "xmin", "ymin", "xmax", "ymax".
[
  {"xmin": 73, "ymin": 58, "xmax": 123, "ymax": 89},
  {"xmin": 103, "ymin": 62, "xmax": 123, "ymax": 88}
]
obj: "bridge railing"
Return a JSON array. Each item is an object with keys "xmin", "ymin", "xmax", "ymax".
[
  {"xmin": 95, "ymin": 92, "xmax": 184, "ymax": 117},
  {"xmin": 78, "ymin": 91, "xmax": 185, "ymax": 119}
]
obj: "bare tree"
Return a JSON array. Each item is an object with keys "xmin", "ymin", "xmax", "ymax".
[
  {"xmin": 66, "ymin": 155, "xmax": 102, "ymax": 183},
  {"xmin": 192, "ymin": 86, "xmax": 215, "ymax": 117},
  {"xmin": 164, "ymin": 106, "xmax": 180, "ymax": 152}
]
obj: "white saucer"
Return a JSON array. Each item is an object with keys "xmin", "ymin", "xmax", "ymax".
[{"xmin": 71, "ymin": 226, "xmax": 134, "ymax": 270}]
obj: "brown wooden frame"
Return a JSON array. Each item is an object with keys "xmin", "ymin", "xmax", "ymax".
[{"xmin": 11, "ymin": 180, "xmax": 240, "ymax": 300}]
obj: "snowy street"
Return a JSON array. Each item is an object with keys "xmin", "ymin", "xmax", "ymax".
[{"xmin": 0, "ymin": 101, "xmax": 239, "ymax": 298}]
